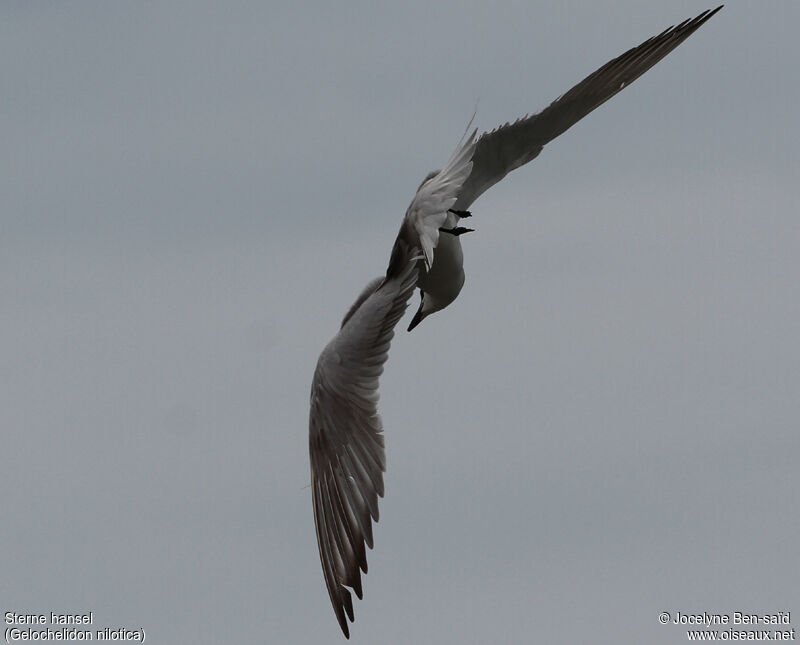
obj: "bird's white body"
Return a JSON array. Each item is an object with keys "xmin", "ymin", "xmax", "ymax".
[{"xmin": 414, "ymin": 210, "xmax": 466, "ymax": 320}]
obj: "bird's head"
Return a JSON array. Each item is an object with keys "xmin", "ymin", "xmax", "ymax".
[{"xmin": 407, "ymin": 290, "xmax": 448, "ymax": 331}]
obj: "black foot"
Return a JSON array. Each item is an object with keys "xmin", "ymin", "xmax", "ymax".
[
  {"xmin": 448, "ymin": 208, "xmax": 472, "ymax": 218},
  {"xmin": 439, "ymin": 226, "xmax": 474, "ymax": 236}
]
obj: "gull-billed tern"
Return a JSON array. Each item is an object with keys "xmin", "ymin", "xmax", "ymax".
[{"xmin": 308, "ymin": 6, "xmax": 722, "ymax": 637}]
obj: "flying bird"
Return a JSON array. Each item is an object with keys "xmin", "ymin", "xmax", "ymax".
[{"xmin": 309, "ymin": 6, "xmax": 722, "ymax": 637}]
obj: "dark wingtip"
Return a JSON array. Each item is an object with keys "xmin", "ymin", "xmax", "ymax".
[{"xmin": 335, "ymin": 606, "xmax": 350, "ymax": 639}]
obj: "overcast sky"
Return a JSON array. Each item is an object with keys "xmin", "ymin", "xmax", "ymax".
[{"xmin": 2, "ymin": 1, "xmax": 798, "ymax": 643}]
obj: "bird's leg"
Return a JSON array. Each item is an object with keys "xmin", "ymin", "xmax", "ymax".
[
  {"xmin": 441, "ymin": 208, "xmax": 474, "ymax": 235},
  {"xmin": 438, "ymin": 226, "xmax": 474, "ymax": 236},
  {"xmin": 448, "ymin": 208, "xmax": 472, "ymax": 218}
]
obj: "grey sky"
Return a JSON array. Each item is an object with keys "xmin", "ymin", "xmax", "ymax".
[{"xmin": 2, "ymin": 1, "xmax": 798, "ymax": 643}]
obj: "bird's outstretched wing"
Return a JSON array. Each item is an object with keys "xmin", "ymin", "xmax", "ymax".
[
  {"xmin": 309, "ymin": 240, "xmax": 419, "ymax": 638},
  {"xmin": 309, "ymin": 128, "xmax": 475, "ymax": 638},
  {"xmin": 405, "ymin": 128, "xmax": 477, "ymax": 269},
  {"xmin": 453, "ymin": 5, "xmax": 723, "ymax": 210}
]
